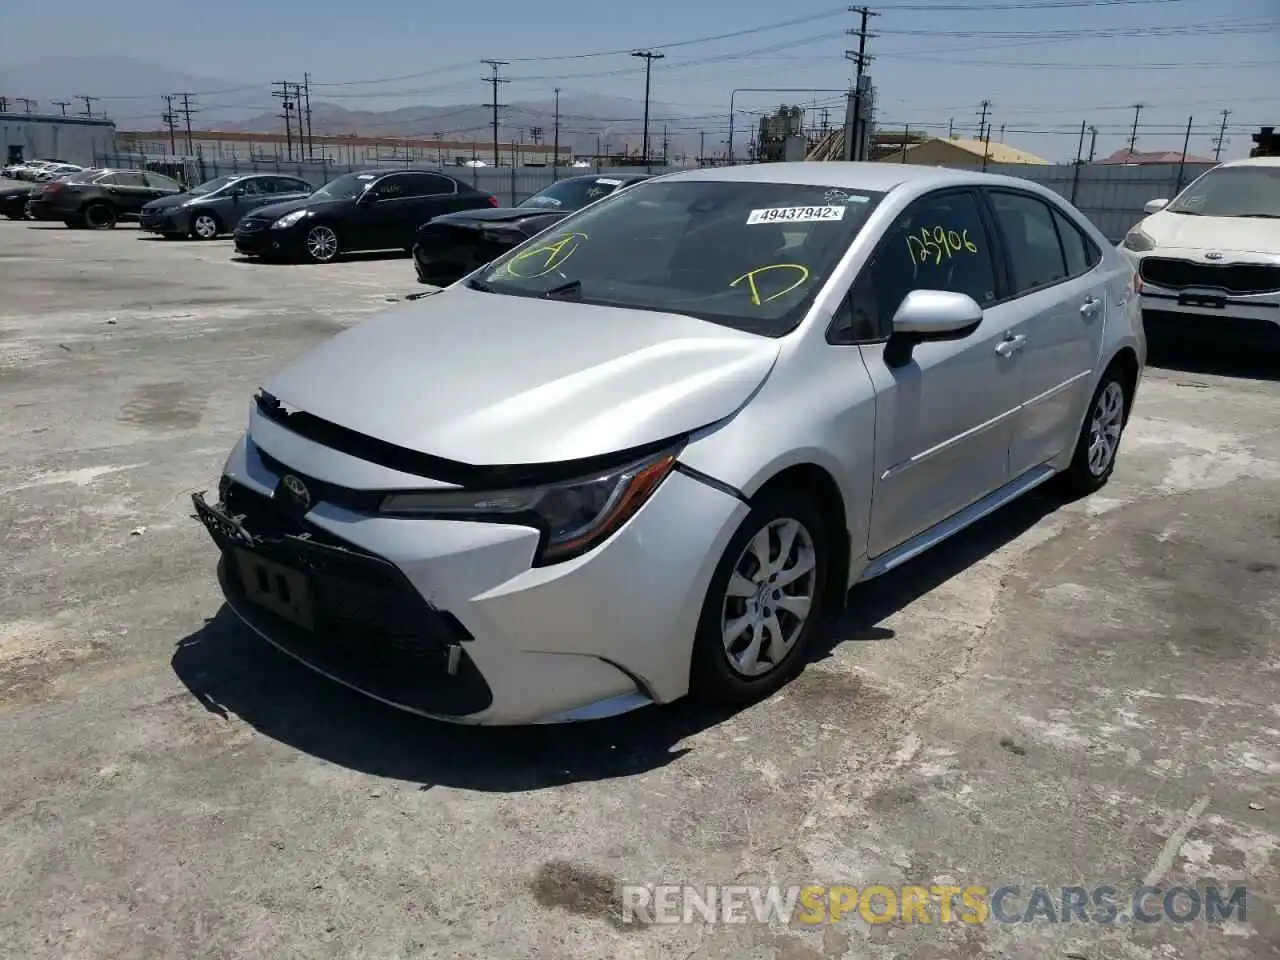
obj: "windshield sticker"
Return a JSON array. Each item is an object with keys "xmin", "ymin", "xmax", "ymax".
[
  {"xmin": 747, "ymin": 206, "xmax": 845, "ymax": 225},
  {"xmin": 356, "ymin": 174, "xmax": 376, "ymax": 180},
  {"xmin": 505, "ymin": 232, "xmax": 588, "ymax": 278},
  {"xmin": 906, "ymin": 226, "xmax": 979, "ymax": 266},
  {"xmin": 596, "ymin": 178, "xmax": 623, "ymax": 186},
  {"xmin": 730, "ymin": 264, "xmax": 811, "ymax": 306}
]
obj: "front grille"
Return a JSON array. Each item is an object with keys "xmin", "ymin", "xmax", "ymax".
[
  {"xmin": 1143, "ymin": 309, "xmax": 1280, "ymax": 345},
  {"xmin": 197, "ymin": 482, "xmax": 493, "ymax": 716},
  {"xmin": 1140, "ymin": 257, "xmax": 1280, "ymax": 296}
]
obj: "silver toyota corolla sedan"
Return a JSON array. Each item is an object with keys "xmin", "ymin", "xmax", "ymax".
[{"xmin": 193, "ymin": 162, "xmax": 1145, "ymax": 725}]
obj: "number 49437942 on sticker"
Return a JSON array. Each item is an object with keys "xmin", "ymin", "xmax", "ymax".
[{"xmin": 747, "ymin": 206, "xmax": 846, "ymax": 225}]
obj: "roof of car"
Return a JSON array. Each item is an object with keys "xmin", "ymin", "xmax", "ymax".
[
  {"xmin": 656, "ymin": 160, "xmax": 1046, "ymax": 193},
  {"xmin": 1220, "ymin": 156, "xmax": 1280, "ymax": 169}
]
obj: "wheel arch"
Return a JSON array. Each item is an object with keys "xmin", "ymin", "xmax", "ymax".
[
  {"xmin": 747, "ymin": 462, "xmax": 851, "ymax": 617},
  {"xmin": 1106, "ymin": 346, "xmax": 1140, "ymax": 427}
]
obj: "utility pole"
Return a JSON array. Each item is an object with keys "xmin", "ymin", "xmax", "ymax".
[
  {"xmin": 17, "ymin": 98, "xmax": 36, "ymax": 114},
  {"xmin": 553, "ymin": 87, "xmax": 561, "ymax": 177},
  {"xmin": 162, "ymin": 95, "xmax": 179, "ymax": 154},
  {"xmin": 662, "ymin": 124, "xmax": 669, "ymax": 164},
  {"xmin": 700, "ymin": 130, "xmax": 706, "ymax": 167},
  {"xmin": 982, "ymin": 118, "xmax": 992, "ymax": 171},
  {"xmin": 1087, "ymin": 125, "xmax": 1098, "ymax": 162},
  {"xmin": 481, "ymin": 60, "xmax": 509, "ymax": 168},
  {"xmin": 75, "ymin": 96, "xmax": 98, "ymax": 117},
  {"xmin": 274, "ymin": 82, "xmax": 294, "ymax": 160},
  {"xmin": 1174, "ymin": 114, "xmax": 1193, "ymax": 194},
  {"xmin": 631, "ymin": 51, "xmax": 664, "ymax": 163},
  {"xmin": 178, "ymin": 92, "xmax": 197, "ymax": 156},
  {"xmin": 845, "ymin": 6, "xmax": 878, "ymax": 161},
  {"xmin": 52, "ymin": 100, "xmax": 70, "ymax": 116},
  {"xmin": 947, "ymin": 117, "xmax": 954, "ymax": 138},
  {"xmin": 1127, "ymin": 103, "xmax": 1143, "ymax": 153},
  {"xmin": 976, "ymin": 100, "xmax": 991, "ymax": 140},
  {"xmin": 0, "ymin": 97, "xmax": 8, "ymax": 112},
  {"xmin": 1212, "ymin": 108, "xmax": 1231, "ymax": 161},
  {"xmin": 302, "ymin": 73, "xmax": 314, "ymax": 160}
]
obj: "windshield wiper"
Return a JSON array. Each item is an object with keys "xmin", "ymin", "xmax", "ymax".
[
  {"xmin": 465, "ymin": 277, "xmax": 495, "ymax": 292},
  {"xmin": 1239, "ymin": 213, "xmax": 1280, "ymax": 219},
  {"xmin": 541, "ymin": 279, "xmax": 582, "ymax": 300}
]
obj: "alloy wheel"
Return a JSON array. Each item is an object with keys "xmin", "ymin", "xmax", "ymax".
[
  {"xmin": 193, "ymin": 214, "xmax": 219, "ymax": 239},
  {"xmin": 306, "ymin": 225, "xmax": 339, "ymax": 263},
  {"xmin": 1087, "ymin": 381, "xmax": 1125, "ymax": 476},
  {"xmin": 720, "ymin": 518, "xmax": 817, "ymax": 677}
]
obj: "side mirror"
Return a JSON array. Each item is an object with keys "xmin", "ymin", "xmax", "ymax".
[
  {"xmin": 884, "ymin": 290, "xmax": 984, "ymax": 368},
  {"xmin": 1143, "ymin": 198, "xmax": 1169, "ymax": 214},
  {"xmin": 229, "ymin": 187, "xmax": 246, "ymax": 198}
]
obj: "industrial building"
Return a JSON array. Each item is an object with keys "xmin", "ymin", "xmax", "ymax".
[
  {"xmin": 876, "ymin": 136, "xmax": 1050, "ymax": 166},
  {"xmin": 116, "ymin": 129, "xmax": 570, "ymax": 168},
  {"xmin": 1, "ymin": 113, "xmax": 117, "ymax": 167}
]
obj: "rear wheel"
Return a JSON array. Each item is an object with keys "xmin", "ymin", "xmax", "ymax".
[
  {"xmin": 63, "ymin": 217, "xmax": 85, "ymax": 229},
  {"xmin": 83, "ymin": 203, "xmax": 116, "ymax": 229},
  {"xmin": 190, "ymin": 212, "xmax": 221, "ymax": 240},
  {"xmin": 303, "ymin": 224, "xmax": 340, "ymax": 263},
  {"xmin": 1058, "ymin": 367, "xmax": 1130, "ymax": 497},
  {"xmin": 690, "ymin": 489, "xmax": 829, "ymax": 705}
]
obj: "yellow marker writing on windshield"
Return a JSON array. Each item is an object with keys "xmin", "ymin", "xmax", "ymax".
[
  {"xmin": 505, "ymin": 232, "xmax": 588, "ymax": 279},
  {"xmin": 730, "ymin": 264, "xmax": 811, "ymax": 306}
]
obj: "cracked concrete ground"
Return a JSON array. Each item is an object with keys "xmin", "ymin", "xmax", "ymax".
[{"xmin": 0, "ymin": 220, "xmax": 1277, "ymax": 960}]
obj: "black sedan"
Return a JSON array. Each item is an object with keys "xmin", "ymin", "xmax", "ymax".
[
  {"xmin": 0, "ymin": 183, "xmax": 35, "ymax": 219},
  {"xmin": 411, "ymin": 173, "xmax": 650, "ymax": 285},
  {"xmin": 233, "ymin": 169, "xmax": 497, "ymax": 263}
]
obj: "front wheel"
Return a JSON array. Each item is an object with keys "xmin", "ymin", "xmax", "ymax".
[
  {"xmin": 1058, "ymin": 368, "xmax": 1130, "ymax": 497},
  {"xmin": 690, "ymin": 489, "xmax": 829, "ymax": 706},
  {"xmin": 190, "ymin": 212, "xmax": 221, "ymax": 240},
  {"xmin": 303, "ymin": 224, "xmax": 340, "ymax": 263}
]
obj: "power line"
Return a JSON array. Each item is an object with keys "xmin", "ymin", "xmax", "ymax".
[
  {"xmin": 1212, "ymin": 108, "xmax": 1231, "ymax": 161},
  {"xmin": 481, "ymin": 60, "xmax": 509, "ymax": 167},
  {"xmin": 845, "ymin": 5, "xmax": 879, "ymax": 161},
  {"xmin": 161, "ymin": 94, "xmax": 179, "ymax": 154},
  {"xmin": 631, "ymin": 51, "xmax": 665, "ymax": 162},
  {"xmin": 1127, "ymin": 103, "xmax": 1144, "ymax": 152}
]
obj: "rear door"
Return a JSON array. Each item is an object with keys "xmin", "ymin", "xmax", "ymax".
[
  {"xmin": 399, "ymin": 173, "xmax": 468, "ymax": 245},
  {"xmin": 981, "ymin": 188, "xmax": 1106, "ymax": 477},
  {"xmin": 108, "ymin": 171, "xmax": 154, "ymax": 215}
]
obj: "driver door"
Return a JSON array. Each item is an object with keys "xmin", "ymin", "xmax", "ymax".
[{"xmin": 847, "ymin": 188, "xmax": 1022, "ymax": 558}]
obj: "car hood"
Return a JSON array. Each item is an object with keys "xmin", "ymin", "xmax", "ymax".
[
  {"xmin": 143, "ymin": 193, "xmax": 193, "ymax": 212},
  {"xmin": 248, "ymin": 195, "xmax": 340, "ymax": 220},
  {"xmin": 0, "ymin": 185, "xmax": 35, "ymax": 199},
  {"xmin": 1140, "ymin": 210, "xmax": 1280, "ymax": 256},
  {"xmin": 262, "ymin": 286, "xmax": 781, "ymax": 466},
  {"xmin": 424, "ymin": 207, "xmax": 565, "ymax": 229}
]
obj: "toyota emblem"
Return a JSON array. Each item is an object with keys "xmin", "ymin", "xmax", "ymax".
[
  {"xmin": 1205, "ymin": 251, "xmax": 1223, "ymax": 260},
  {"xmin": 281, "ymin": 474, "xmax": 311, "ymax": 509}
]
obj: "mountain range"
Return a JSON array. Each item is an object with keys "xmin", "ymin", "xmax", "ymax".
[{"xmin": 1, "ymin": 56, "xmax": 711, "ymax": 156}]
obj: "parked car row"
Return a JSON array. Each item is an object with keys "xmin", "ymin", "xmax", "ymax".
[{"xmin": 1, "ymin": 158, "xmax": 83, "ymax": 181}]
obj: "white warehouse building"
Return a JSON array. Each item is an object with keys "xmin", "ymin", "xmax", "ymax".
[{"xmin": 1, "ymin": 113, "xmax": 117, "ymax": 168}]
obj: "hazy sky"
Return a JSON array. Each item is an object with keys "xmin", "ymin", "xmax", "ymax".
[{"xmin": 4, "ymin": 0, "xmax": 1277, "ymax": 161}]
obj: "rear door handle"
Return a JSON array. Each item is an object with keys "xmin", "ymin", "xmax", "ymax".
[
  {"xmin": 995, "ymin": 334, "xmax": 1026, "ymax": 357},
  {"xmin": 1081, "ymin": 295, "xmax": 1101, "ymax": 317}
]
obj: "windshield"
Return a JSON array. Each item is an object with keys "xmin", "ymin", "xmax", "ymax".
[
  {"xmin": 311, "ymin": 172, "xmax": 373, "ymax": 201},
  {"xmin": 1168, "ymin": 166, "xmax": 1280, "ymax": 218},
  {"xmin": 518, "ymin": 177, "xmax": 630, "ymax": 211},
  {"xmin": 475, "ymin": 179, "xmax": 884, "ymax": 336},
  {"xmin": 189, "ymin": 175, "xmax": 237, "ymax": 196}
]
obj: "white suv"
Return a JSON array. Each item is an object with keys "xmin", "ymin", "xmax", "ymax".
[{"xmin": 1122, "ymin": 156, "xmax": 1280, "ymax": 347}]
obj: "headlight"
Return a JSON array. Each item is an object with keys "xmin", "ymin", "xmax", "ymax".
[
  {"xmin": 1122, "ymin": 227, "xmax": 1155, "ymax": 252},
  {"xmin": 272, "ymin": 209, "xmax": 311, "ymax": 229},
  {"xmin": 379, "ymin": 445, "xmax": 682, "ymax": 565}
]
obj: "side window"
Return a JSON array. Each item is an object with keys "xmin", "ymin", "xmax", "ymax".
[
  {"xmin": 834, "ymin": 190, "xmax": 997, "ymax": 342},
  {"xmin": 115, "ymin": 172, "xmax": 148, "ymax": 187},
  {"xmin": 234, "ymin": 178, "xmax": 262, "ymax": 195},
  {"xmin": 987, "ymin": 191, "xmax": 1068, "ymax": 294},
  {"xmin": 1050, "ymin": 206, "xmax": 1101, "ymax": 277},
  {"xmin": 403, "ymin": 173, "xmax": 456, "ymax": 197},
  {"xmin": 143, "ymin": 172, "xmax": 180, "ymax": 190},
  {"xmin": 283, "ymin": 178, "xmax": 313, "ymax": 194},
  {"xmin": 96, "ymin": 173, "xmax": 119, "ymax": 186},
  {"xmin": 371, "ymin": 175, "xmax": 406, "ymax": 199}
]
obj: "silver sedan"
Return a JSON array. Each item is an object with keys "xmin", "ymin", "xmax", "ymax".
[{"xmin": 193, "ymin": 161, "xmax": 1145, "ymax": 724}]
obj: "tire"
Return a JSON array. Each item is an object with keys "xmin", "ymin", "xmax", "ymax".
[
  {"xmin": 83, "ymin": 203, "xmax": 116, "ymax": 229},
  {"xmin": 161, "ymin": 232, "xmax": 185, "ymax": 240},
  {"xmin": 190, "ymin": 211, "xmax": 221, "ymax": 240},
  {"xmin": 690, "ymin": 488, "xmax": 830, "ymax": 706},
  {"xmin": 303, "ymin": 223, "xmax": 340, "ymax": 263},
  {"xmin": 63, "ymin": 217, "xmax": 85, "ymax": 229},
  {"xmin": 1057, "ymin": 366, "xmax": 1130, "ymax": 497}
]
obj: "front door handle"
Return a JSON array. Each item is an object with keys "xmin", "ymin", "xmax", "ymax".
[
  {"xmin": 995, "ymin": 333, "xmax": 1026, "ymax": 357},
  {"xmin": 1081, "ymin": 295, "xmax": 1101, "ymax": 317}
]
